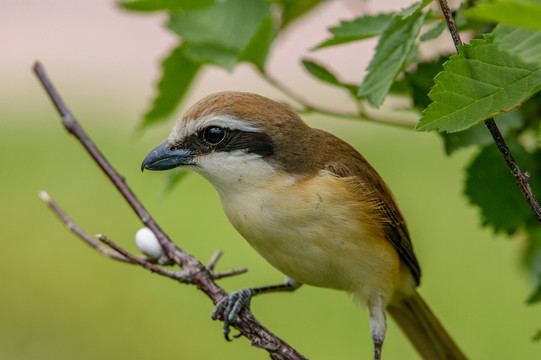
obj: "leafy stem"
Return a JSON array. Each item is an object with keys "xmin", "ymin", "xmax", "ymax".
[
  {"xmin": 259, "ymin": 69, "xmax": 417, "ymax": 129},
  {"xmin": 438, "ymin": 0, "xmax": 541, "ymax": 225}
]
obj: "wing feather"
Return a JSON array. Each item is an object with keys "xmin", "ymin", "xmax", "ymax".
[{"xmin": 324, "ymin": 158, "xmax": 421, "ymax": 285}]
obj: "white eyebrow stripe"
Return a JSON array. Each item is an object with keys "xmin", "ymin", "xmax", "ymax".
[{"xmin": 170, "ymin": 114, "xmax": 261, "ymax": 142}]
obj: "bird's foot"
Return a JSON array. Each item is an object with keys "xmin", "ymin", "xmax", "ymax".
[
  {"xmin": 211, "ymin": 288, "xmax": 253, "ymax": 341},
  {"xmin": 373, "ymin": 340, "xmax": 382, "ymax": 360}
]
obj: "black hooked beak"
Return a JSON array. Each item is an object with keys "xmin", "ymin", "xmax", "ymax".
[{"xmin": 141, "ymin": 140, "xmax": 195, "ymax": 171}]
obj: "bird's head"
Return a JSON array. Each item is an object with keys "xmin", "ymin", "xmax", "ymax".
[{"xmin": 141, "ymin": 91, "xmax": 315, "ymax": 192}]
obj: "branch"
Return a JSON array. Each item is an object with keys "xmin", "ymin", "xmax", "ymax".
[
  {"xmin": 40, "ymin": 190, "xmax": 246, "ymax": 290},
  {"xmin": 39, "ymin": 190, "xmax": 131, "ymax": 263},
  {"xmin": 260, "ymin": 70, "xmax": 418, "ymax": 129},
  {"xmin": 438, "ymin": 0, "xmax": 541, "ymax": 226},
  {"xmin": 96, "ymin": 233, "xmax": 193, "ymax": 282},
  {"xmin": 438, "ymin": 0, "xmax": 462, "ymax": 51},
  {"xmin": 295, "ymin": 105, "xmax": 419, "ymax": 129},
  {"xmin": 33, "ymin": 61, "xmax": 307, "ymax": 360}
]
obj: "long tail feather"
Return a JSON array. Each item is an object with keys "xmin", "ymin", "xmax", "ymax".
[{"xmin": 387, "ymin": 291, "xmax": 467, "ymax": 360}]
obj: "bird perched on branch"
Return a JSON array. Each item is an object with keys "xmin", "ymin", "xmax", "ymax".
[{"xmin": 141, "ymin": 91, "xmax": 466, "ymax": 360}]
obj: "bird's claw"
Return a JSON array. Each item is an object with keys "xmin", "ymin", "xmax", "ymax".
[{"xmin": 211, "ymin": 288, "xmax": 253, "ymax": 341}]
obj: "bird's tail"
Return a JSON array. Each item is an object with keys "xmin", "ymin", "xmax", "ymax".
[{"xmin": 387, "ymin": 291, "xmax": 467, "ymax": 360}]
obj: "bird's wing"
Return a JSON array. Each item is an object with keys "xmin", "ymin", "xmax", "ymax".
[{"xmin": 324, "ymin": 160, "xmax": 421, "ymax": 285}]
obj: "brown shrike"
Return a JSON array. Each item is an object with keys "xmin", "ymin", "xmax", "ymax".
[{"xmin": 141, "ymin": 91, "xmax": 466, "ymax": 360}]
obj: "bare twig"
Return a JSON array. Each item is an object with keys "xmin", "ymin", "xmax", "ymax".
[
  {"xmin": 39, "ymin": 189, "xmax": 245, "ymax": 283},
  {"xmin": 438, "ymin": 0, "xmax": 541, "ymax": 226},
  {"xmin": 96, "ymin": 234, "xmax": 193, "ymax": 282},
  {"xmin": 295, "ymin": 105, "xmax": 418, "ymax": 129},
  {"xmin": 212, "ymin": 267, "xmax": 249, "ymax": 280},
  {"xmin": 483, "ymin": 120, "xmax": 541, "ymax": 223},
  {"xmin": 206, "ymin": 250, "xmax": 223, "ymax": 271},
  {"xmin": 33, "ymin": 62, "xmax": 184, "ymax": 266},
  {"xmin": 205, "ymin": 250, "xmax": 249, "ymax": 279},
  {"xmin": 39, "ymin": 191, "xmax": 131, "ymax": 263},
  {"xmin": 34, "ymin": 61, "xmax": 307, "ymax": 360},
  {"xmin": 40, "ymin": 190, "xmax": 177, "ymax": 265},
  {"xmin": 438, "ymin": 0, "xmax": 462, "ymax": 50}
]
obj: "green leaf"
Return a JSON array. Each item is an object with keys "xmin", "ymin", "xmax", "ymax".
[
  {"xmin": 454, "ymin": 2, "xmax": 488, "ymax": 32},
  {"xmin": 274, "ymin": 0, "xmax": 322, "ymax": 28},
  {"xmin": 167, "ymin": 0, "xmax": 273, "ymax": 71},
  {"xmin": 416, "ymin": 38, "xmax": 541, "ymax": 133},
  {"xmin": 518, "ymin": 91, "xmax": 541, "ymax": 130},
  {"xmin": 491, "ymin": 24, "xmax": 541, "ymax": 65},
  {"xmin": 405, "ymin": 43, "xmax": 420, "ymax": 65},
  {"xmin": 301, "ymin": 59, "xmax": 357, "ymax": 96},
  {"xmin": 442, "ymin": 89, "xmax": 541, "ymax": 155},
  {"xmin": 464, "ymin": 0, "xmax": 541, "ymax": 30},
  {"xmin": 442, "ymin": 109, "xmax": 522, "ymax": 154},
  {"xmin": 405, "ymin": 56, "xmax": 446, "ymax": 110},
  {"xmin": 420, "ymin": 21, "xmax": 446, "ymax": 41},
  {"xmin": 119, "ymin": 0, "xmax": 214, "ymax": 12},
  {"xmin": 312, "ymin": 13, "xmax": 394, "ymax": 50},
  {"xmin": 182, "ymin": 44, "xmax": 239, "ymax": 70},
  {"xmin": 397, "ymin": 0, "xmax": 431, "ymax": 18},
  {"xmin": 526, "ymin": 273, "xmax": 541, "ymax": 303},
  {"xmin": 465, "ymin": 142, "xmax": 541, "ymax": 234},
  {"xmin": 388, "ymin": 78, "xmax": 411, "ymax": 96},
  {"xmin": 358, "ymin": 9, "xmax": 427, "ymax": 107},
  {"xmin": 239, "ymin": 15, "xmax": 276, "ymax": 70},
  {"xmin": 142, "ymin": 45, "xmax": 201, "ymax": 128}
]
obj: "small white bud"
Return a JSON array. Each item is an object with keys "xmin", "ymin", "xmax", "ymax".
[
  {"xmin": 135, "ymin": 227, "xmax": 163, "ymax": 259},
  {"xmin": 38, "ymin": 191, "xmax": 51, "ymax": 202}
]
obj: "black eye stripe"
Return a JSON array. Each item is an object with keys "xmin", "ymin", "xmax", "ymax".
[
  {"xmin": 224, "ymin": 130, "xmax": 274, "ymax": 157},
  {"xmin": 179, "ymin": 128, "xmax": 274, "ymax": 158}
]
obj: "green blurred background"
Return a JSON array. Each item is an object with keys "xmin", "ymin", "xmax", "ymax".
[{"xmin": 1, "ymin": 0, "xmax": 539, "ymax": 359}]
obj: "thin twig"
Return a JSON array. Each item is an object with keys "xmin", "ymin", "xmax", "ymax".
[
  {"xmin": 438, "ymin": 0, "xmax": 541, "ymax": 226},
  {"xmin": 40, "ymin": 189, "xmax": 246, "ymax": 282},
  {"xmin": 484, "ymin": 120, "xmax": 541, "ymax": 223},
  {"xmin": 34, "ymin": 61, "xmax": 307, "ymax": 360},
  {"xmin": 260, "ymin": 70, "xmax": 417, "ymax": 129},
  {"xmin": 33, "ymin": 62, "xmax": 184, "ymax": 266},
  {"xmin": 206, "ymin": 250, "xmax": 223, "ymax": 271},
  {"xmin": 261, "ymin": 70, "xmax": 311, "ymax": 108},
  {"xmin": 296, "ymin": 106, "xmax": 418, "ymax": 129},
  {"xmin": 212, "ymin": 267, "xmax": 249, "ymax": 280},
  {"xmin": 206, "ymin": 250, "xmax": 248, "ymax": 279},
  {"xmin": 40, "ymin": 190, "xmax": 174, "ymax": 265},
  {"xmin": 438, "ymin": 0, "xmax": 462, "ymax": 49},
  {"xmin": 96, "ymin": 234, "xmax": 192, "ymax": 282},
  {"xmin": 39, "ymin": 191, "xmax": 131, "ymax": 263}
]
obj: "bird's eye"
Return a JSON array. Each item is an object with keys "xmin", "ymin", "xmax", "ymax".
[{"xmin": 202, "ymin": 126, "xmax": 226, "ymax": 145}]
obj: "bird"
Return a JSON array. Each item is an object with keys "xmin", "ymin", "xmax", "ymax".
[{"xmin": 141, "ymin": 91, "xmax": 466, "ymax": 360}]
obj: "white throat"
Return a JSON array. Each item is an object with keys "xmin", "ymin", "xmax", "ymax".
[{"xmin": 193, "ymin": 150, "xmax": 280, "ymax": 196}]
